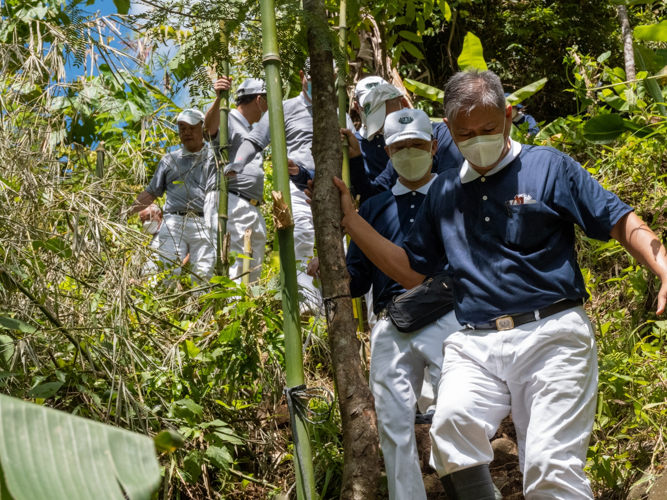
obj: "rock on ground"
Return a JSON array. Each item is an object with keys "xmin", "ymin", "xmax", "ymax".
[{"xmin": 416, "ymin": 415, "xmax": 525, "ymax": 500}]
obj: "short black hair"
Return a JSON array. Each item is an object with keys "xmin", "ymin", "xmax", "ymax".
[{"xmin": 236, "ymin": 93, "xmax": 265, "ymax": 107}]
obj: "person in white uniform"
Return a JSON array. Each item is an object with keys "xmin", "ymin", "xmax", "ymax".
[
  {"xmin": 130, "ymin": 109, "xmax": 218, "ymax": 283},
  {"xmin": 223, "ymin": 65, "xmax": 354, "ymax": 312},
  {"xmin": 308, "ymin": 109, "xmax": 462, "ymax": 500},
  {"xmin": 323, "ymin": 69, "xmax": 667, "ymax": 499},
  {"xmin": 204, "ymin": 78, "xmax": 268, "ymax": 283}
]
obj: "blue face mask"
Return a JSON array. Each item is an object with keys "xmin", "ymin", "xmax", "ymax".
[{"xmin": 306, "ymin": 81, "xmax": 312, "ymax": 99}]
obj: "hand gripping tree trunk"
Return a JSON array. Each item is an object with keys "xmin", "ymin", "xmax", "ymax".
[{"xmin": 303, "ymin": 0, "xmax": 382, "ymax": 498}]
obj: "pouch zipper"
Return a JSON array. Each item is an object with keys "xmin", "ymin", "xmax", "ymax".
[{"xmin": 394, "ymin": 278, "xmax": 433, "ymax": 303}]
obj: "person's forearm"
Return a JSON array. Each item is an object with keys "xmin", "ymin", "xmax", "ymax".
[
  {"xmin": 345, "ymin": 211, "xmax": 425, "ymax": 289},
  {"xmin": 611, "ymin": 212, "xmax": 667, "ymax": 280},
  {"xmin": 204, "ymin": 96, "xmax": 221, "ymax": 137},
  {"xmin": 130, "ymin": 190, "xmax": 156, "ymax": 214}
]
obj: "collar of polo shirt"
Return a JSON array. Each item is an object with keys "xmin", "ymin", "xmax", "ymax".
[
  {"xmin": 392, "ymin": 173, "xmax": 438, "ymax": 196},
  {"xmin": 459, "ymin": 139, "xmax": 522, "ymax": 184}
]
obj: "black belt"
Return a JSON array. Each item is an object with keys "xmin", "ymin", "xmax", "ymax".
[
  {"xmin": 466, "ymin": 299, "xmax": 584, "ymax": 331},
  {"xmin": 166, "ymin": 211, "xmax": 204, "ymax": 217},
  {"xmin": 229, "ymin": 190, "xmax": 263, "ymax": 206}
]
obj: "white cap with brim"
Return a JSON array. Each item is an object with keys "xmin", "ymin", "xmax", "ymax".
[
  {"xmin": 384, "ymin": 108, "xmax": 433, "ymax": 146},
  {"xmin": 364, "ymin": 84, "xmax": 403, "ymax": 139},
  {"xmin": 355, "ymin": 76, "xmax": 388, "ymax": 103},
  {"xmin": 237, "ymin": 78, "xmax": 266, "ymax": 97},
  {"xmin": 176, "ymin": 109, "xmax": 205, "ymax": 126}
]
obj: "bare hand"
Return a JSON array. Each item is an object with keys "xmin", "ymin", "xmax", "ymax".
[
  {"xmin": 658, "ymin": 280, "xmax": 667, "ymax": 314},
  {"xmin": 288, "ymin": 159, "xmax": 300, "ymax": 176},
  {"xmin": 307, "ymin": 257, "xmax": 320, "ymax": 278},
  {"xmin": 341, "ymin": 128, "xmax": 362, "ymax": 158},
  {"xmin": 305, "ymin": 179, "xmax": 314, "ymax": 204},
  {"xmin": 225, "ymin": 171, "xmax": 237, "ymax": 178},
  {"xmin": 214, "ymin": 76, "xmax": 233, "ymax": 96}
]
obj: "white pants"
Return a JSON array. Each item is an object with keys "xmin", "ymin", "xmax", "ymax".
[
  {"xmin": 206, "ymin": 192, "xmax": 267, "ymax": 283},
  {"xmin": 430, "ymin": 306, "xmax": 597, "ymax": 499},
  {"xmin": 157, "ymin": 214, "xmax": 216, "ymax": 283},
  {"xmin": 370, "ymin": 311, "xmax": 462, "ymax": 500},
  {"xmin": 291, "ymin": 182, "xmax": 321, "ymax": 311}
]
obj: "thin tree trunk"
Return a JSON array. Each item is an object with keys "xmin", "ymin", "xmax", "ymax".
[
  {"xmin": 303, "ymin": 0, "xmax": 382, "ymax": 498},
  {"xmin": 617, "ymin": 5, "xmax": 636, "ymax": 81}
]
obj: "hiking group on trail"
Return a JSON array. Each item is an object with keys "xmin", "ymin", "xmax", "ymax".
[{"xmin": 128, "ymin": 65, "xmax": 667, "ymax": 500}]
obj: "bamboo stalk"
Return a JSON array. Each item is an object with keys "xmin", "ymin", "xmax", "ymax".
[
  {"xmin": 257, "ymin": 0, "xmax": 316, "ymax": 498},
  {"xmin": 337, "ymin": 0, "xmax": 364, "ymax": 331},
  {"xmin": 242, "ymin": 228, "xmax": 252, "ymax": 286},
  {"xmin": 215, "ymin": 20, "xmax": 231, "ymax": 277}
]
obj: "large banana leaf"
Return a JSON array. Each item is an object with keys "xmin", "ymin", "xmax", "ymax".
[
  {"xmin": 457, "ymin": 32, "xmax": 487, "ymax": 71},
  {"xmin": 635, "ymin": 20, "xmax": 667, "ymax": 42},
  {"xmin": 506, "ymin": 78, "xmax": 548, "ymax": 106},
  {"xmin": 0, "ymin": 394, "xmax": 161, "ymax": 500},
  {"xmin": 583, "ymin": 114, "xmax": 625, "ymax": 144},
  {"xmin": 403, "ymin": 79, "xmax": 444, "ymax": 102}
]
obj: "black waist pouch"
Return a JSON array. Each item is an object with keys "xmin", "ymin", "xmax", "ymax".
[{"xmin": 386, "ymin": 274, "xmax": 455, "ymax": 333}]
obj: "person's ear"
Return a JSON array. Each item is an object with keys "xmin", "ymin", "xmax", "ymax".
[
  {"xmin": 384, "ymin": 145, "xmax": 392, "ymax": 157},
  {"xmin": 400, "ymin": 97, "xmax": 409, "ymax": 108},
  {"xmin": 431, "ymin": 139, "xmax": 438, "ymax": 157}
]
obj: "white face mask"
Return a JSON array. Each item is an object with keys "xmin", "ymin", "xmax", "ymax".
[
  {"xmin": 391, "ymin": 145, "xmax": 432, "ymax": 182},
  {"xmin": 143, "ymin": 220, "xmax": 160, "ymax": 235},
  {"xmin": 457, "ymin": 120, "xmax": 508, "ymax": 168}
]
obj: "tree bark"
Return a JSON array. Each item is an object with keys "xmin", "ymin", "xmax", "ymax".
[
  {"xmin": 303, "ymin": 0, "xmax": 382, "ymax": 498},
  {"xmin": 617, "ymin": 5, "xmax": 636, "ymax": 81}
]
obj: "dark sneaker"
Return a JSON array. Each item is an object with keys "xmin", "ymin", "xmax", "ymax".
[{"xmin": 415, "ymin": 409, "xmax": 435, "ymax": 425}]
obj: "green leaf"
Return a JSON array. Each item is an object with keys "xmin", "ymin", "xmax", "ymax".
[
  {"xmin": 183, "ymin": 340, "xmax": 200, "ymax": 359},
  {"xmin": 506, "ymin": 78, "xmax": 548, "ymax": 106},
  {"xmin": 27, "ymin": 382, "xmax": 63, "ymax": 399},
  {"xmin": 400, "ymin": 41, "xmax": 424, "ymax": 60},
  {"xmin": 458, "ymin": 32, "xmax": 487, "ymax": 71},
  {"xmin": 172, "ymin": 399, "xmax": 203, "ymax": 424},
  {"xmin": 154, "ymin": 430, "xmax": 185, "ymax": 453},
  {"xmin": 634, "ymin": 21, "xmax": 667, "ymax": 42},
  {"xmin": 205, "ymin": 446, "xmax": 232, "ymax": 470},
  {"xmin": 438, "ymin": 0, "xmax": 452, "ymax": 21},
  {"xmin": 0, "ymin": 317, "xmax": 36, "ymax": 335},
  {"xmin": 399, "ymin": 31, "xmax": 422, "ymax": 43},
  {"xmin": 0, "ymin": 336, "xmax": 13, "ymax": 369},
  {"xmin": 112, "ymin": 0, "xmax": 130, "ymax": 14},
  {"xmin": 0, "ymin": 394, "xmax": 160, "ymax": 499},
  {"xmin": 183, "ymin": 450, "xmax": 204, "ymax": 484},
  {"xmin": 583, "ymin": 114, "xmax": 625, "ymax": 144},
  {"xmin": 403, "ymin": 78, "xmax": 444, "ymax": 102}
]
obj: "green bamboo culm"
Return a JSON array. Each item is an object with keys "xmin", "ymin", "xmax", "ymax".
[
  {"xmin": 258, "ymin": 0, "xmax": 316, "ymax": 498},
  {"xmin": 336, "ymin": 0, "xmax": 364, "ymax": 331},
  {"xmin": 215, "ymin": 20, "xmax": 231, "ymax": 277}
]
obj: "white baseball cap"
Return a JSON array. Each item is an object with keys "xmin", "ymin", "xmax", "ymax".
[
  {"xmin": 364, "ymin": 84, "xmax": 404, "ymax": 139},
  {"xmin": 384, "ymin": 108, "xmax": 433, "ymax": 145},
  {"xmin": 354, "ymin": 76, "xmax": 388, "ymax": 104},
  {"xmin": 176, "ymin": 108, "xmax": 205, "ymax": 126},
  {"xmin": 237, "ymin": 78, "xmax": 266, "ymax": 97}
]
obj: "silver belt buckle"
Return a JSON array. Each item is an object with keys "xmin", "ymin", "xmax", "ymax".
[
  {"xmin": 495, "ymin": 316, "xmax": 515, "ymax": 331},
  {"xmin": 378, "ymin": 309, "xmax": 389, "ymax": 321}
]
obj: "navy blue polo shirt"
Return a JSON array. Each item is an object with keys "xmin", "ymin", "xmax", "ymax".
[
  {"xmin": 350, "ymin": 122, "xmax": 464, "ymax": 203},
  {"xmin": 357, "ymin": 131, "xmax": 390, "ymax": 180},
  {"xmin": 403, "ymin": 143, "xmax": 633, "ymax": 325},
  {"xmin": 348, "ymin": 175, "xmax": 439, "ymax": 314}
]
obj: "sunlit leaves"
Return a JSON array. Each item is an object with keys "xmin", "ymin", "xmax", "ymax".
[
  {"xmin": 403, "ymin": 78, "xmax": 444, "ymax": 102},
  {"xmin": 457, "ymin": 32, "xmax": 487, "ymax": 71},
  {"xmin": 112, "ymin": 0, "xmax": 130, "ymax": 15},
  {"xmin": 634, "ymin": 20, "xmax": 667, "ymax": 42},
  {"xmin": 506, "ymin": 78, "xmax": 548, "ymax": 106}
]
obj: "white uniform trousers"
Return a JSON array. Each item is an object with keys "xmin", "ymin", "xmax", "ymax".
[
  {"xmin": 369, "ymin": 311, "xmax": 462, "ymax": 500},
  {"xmin": 157, "ymin": 214, "xmax": 216, "ymax": 283},
  {"xmin": 430, "ymin": 306, "xmax": 597, "ymax": 499},
  {"xmin": 204, "ymin": 192, "xmax": 268, "ymax": 284},
  {"xmin": 290, "ymin": 182, "xmax": 321, "ymax": 312}
]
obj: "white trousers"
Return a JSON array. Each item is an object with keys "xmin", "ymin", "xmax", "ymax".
[
  {"xmin": 205, "ymin": 192, "xmax": 267, "ymax": 284},
  {"xmin": 370, "ymin": 311, "xmax": 462, "ymax": 500},
  {"xmin": 157, "ymin": 214, "xmax": 216, "ymax": 283},
  {"xmin": 290, "ymin": 182, "xmax": 321, "ymax": 312},
  {"xmin": 430, "ymin": 306, "xmax": 597, "ymax": 499}
]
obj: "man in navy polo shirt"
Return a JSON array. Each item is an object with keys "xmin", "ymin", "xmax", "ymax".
[
  {"xmin": 351, "ymin": 76, "xmax": 390, "ymax": 181},
  {"xmin": 308, "ymin": 109, "xmax": 462, "ymax": 500},
  {"xmin": 324, "ymin": 69, "xmax": 667, "ymax": 499}
]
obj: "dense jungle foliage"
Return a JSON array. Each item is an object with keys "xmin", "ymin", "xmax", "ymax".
[{"xmin": 4, "ymin": 0, "xmax": 667, "ymax": 498}]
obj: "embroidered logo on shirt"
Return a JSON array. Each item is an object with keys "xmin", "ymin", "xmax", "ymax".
[
  {"xmin": 508, "ymin": 194, "xmax": 537, "ymax": 205},
  {"xmin": 398, "ymin": 116, "xmax": 414, "ymax": 124}
]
